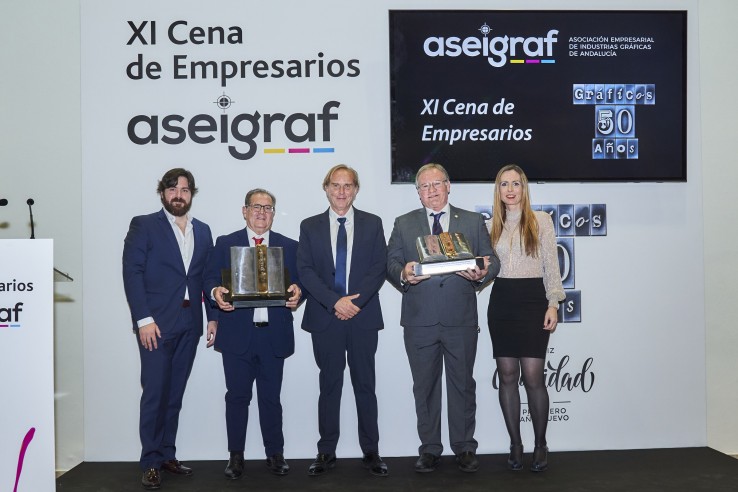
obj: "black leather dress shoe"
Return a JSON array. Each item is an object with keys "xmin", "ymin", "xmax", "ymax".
[
  {"xmin": 141, "ymin": 468, "xmax": 161, "ymax": 490},
  {"xmin": 456, "ymin": 450, "xmax": 480, "ymax": 473},
  {"xmin": 224, "ymin": 452, "xmax": 245, "ymax": 480},
  {"xmin": 161, "ymin": 459, "xmax": 193, "ymax": 476},
  {"xmin": 307, "ymin": 453, "xmax": 336, "ymax": 476},
  {"xmin": 508, "ymin": 444, "xmax": 524, "ymax": 471},
  {"xmin": 266, "ymin": 453, "xmax": 290, "ymax": 476},
  {"xmin": 530, "ymin": 445, "xmax": 549, "ymax": 472},
  {"xmin": 414, "ymin": 453, "xmax": 440, "ymax": 473},
  {"xmin": 362, "ymin": 452, "xmax": 389, "ymax": 477}
]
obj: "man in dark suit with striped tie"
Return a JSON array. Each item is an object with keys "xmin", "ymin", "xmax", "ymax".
[
  {"xmin": 205, "ymin": 188, "xmax": 302, "ymax": 480},
  {"xmin": 387, "ymin": 163, "xmax": 500, "ymax": 474},
  {"xmin": 297, "ymin": 164, "xmax": 389, "ymax": 477}
]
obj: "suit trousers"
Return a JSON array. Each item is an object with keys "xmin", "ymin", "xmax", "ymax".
[
  {"xmin": 137, "ymin": 306, "xmax": 198, "ymax": 470},
  {"xmin": 311, "ymin": 324, "xmax": 379, "ymax": 455},
  {"xmin": 403, "ymin": 323, "xmax": 479, "ymax": 457},
  {"xmin": 222, "ymin": 327, "xmax": 286, "ymax": 457}
]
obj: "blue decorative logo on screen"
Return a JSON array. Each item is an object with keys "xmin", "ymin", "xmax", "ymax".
[{"xmin": 573, "ymin": 84, "xmax": 655, "ymax": 159}]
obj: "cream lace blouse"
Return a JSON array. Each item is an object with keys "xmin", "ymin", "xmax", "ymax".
[{"xmin": 494, "ymin": 209, "xmax": 565, "ymax": 308}]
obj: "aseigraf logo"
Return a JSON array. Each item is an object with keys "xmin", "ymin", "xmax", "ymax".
[
  {"xmin": 0, "ymin": 279, "xmax": 31, "ymax": 329},
  {"xmin": 423, "ymin": 23, "xmax": 558, "ymax": 67},
  {"xmin": 0, "ymin": 302, "xmax": 23, "ymax": 328},
  {"xmin": 127, "ymin": 96, "xmax": 340, "ymax": 161}
]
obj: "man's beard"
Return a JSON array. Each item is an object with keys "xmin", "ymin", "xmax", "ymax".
[{"xmin": 161, "ymin": 196, "xmax": 192, "ymax": 217}]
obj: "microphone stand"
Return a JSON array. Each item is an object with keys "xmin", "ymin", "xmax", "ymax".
[
  {"xmin": 18, "ymin": 198, "xmax": 74, "ymax": 281},
  {"xmin": 27, "ymin": 198, "xmax": 35, "ymax": 239}
]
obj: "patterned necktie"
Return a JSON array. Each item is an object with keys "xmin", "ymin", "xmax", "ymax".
[
  {"xmin": 431, "ymin": 212, "xmax": 445, "ymax": 235},
  {"xmin": 334, "ymin": 217, "xmax": 347, "ymax": 295},
  {"xmin": 252, "ymin": 236, "xmax": 268, "ymax": 324}
]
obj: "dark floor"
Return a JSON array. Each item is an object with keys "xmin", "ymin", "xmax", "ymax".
[{"xmin": 56, "ymin": 447, "xmax": 738, "ymax": 492}]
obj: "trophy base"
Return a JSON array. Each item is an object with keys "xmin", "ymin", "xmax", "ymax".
[
  {"xmin": 413, "ymin": 257, "xmax": 485, "ymax": 276},
  {"xmin": 230, "ymin": 297, "xmax": 287, "ymax": 308},
  {"xmin": 222, "ymin": 267, "xmax": 289, "ymax": 309}
]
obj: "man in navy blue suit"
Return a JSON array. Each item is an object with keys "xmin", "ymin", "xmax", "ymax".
[
  {"xmin": 205, "ymin": 188, "xmax": 302, "ymax": 480},
  {"xmin": 123, "ymin": 168, "xmax": 215, "ymax": 490},
  {"xmin": 297, "ymin": 164, "xmax": 389, "ymax": 477}
]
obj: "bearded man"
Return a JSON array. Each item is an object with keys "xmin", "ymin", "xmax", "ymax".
[{"xmin": 123, "ymin": 168, "xmax": 216, "ymax": 490}]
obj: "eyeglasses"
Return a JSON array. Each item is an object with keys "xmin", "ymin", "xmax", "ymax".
[
  {"xmin": 247, "ymin": 204, "xmax": 275, "ymax": 213},
  {"xmin": 417, "ymin": 180, "xmax": 448, "ymax": 192}
]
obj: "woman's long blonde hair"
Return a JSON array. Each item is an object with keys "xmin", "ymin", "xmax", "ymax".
[{"xmin": 490, "ymin": 164, "xmax": 540, "ymax": 258}]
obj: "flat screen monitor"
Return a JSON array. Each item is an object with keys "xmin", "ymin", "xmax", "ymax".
[{"xmin": 389, "ymin": 10, "xmax": 687, "ymax": 183}]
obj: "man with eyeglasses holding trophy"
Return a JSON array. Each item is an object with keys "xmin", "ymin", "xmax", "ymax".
[
  {"xmin": 204, "ymin": 188, "xmax": 302, "ymax": 480},
  {"xmin": 387, "ymin": 163, "xmax": 499, "ymax": 474}
]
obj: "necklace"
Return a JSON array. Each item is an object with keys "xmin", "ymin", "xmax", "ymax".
[{"xmin": 504, "ymin": 220, "xmax": 520, "ymax": 269}]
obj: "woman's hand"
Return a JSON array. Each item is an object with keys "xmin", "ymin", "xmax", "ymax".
[{"xmin": 543, "ymin": 306, "xmax": 559, "ymax": 332}]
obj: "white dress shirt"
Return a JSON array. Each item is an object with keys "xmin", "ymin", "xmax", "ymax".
[
  {"xmin": 247, "ymin": 227, "xmax": 270, "ymax": 324},
  {"xmin": 329, "ymin": 206, "xmax": 355, "ymax": 293},
  {"xmin": 137, "ymin": 209, "xmax": 193, "ymax": 328},
  {"xmin": 425, "ymin": 203, "xmax": 451, "ymax": 233}
]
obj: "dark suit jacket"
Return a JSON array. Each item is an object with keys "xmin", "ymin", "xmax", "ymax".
[
  {"xmin": 122, "ymin": 209, "xmax": 213, "ymax": 335},
  {"xmin": 297, "ymin": 208, "xmax": 386, "ymax": 332},
  {"xmin": 386, "ymin": 205, "xmax": 500, "ymax": 327},
  {"xmin": 204, "ymin": 229, "xmax": 299, "ymax": 358}
]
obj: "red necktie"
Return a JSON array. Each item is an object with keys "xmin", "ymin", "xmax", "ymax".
[{"xmin": 253, "ymin": 237, "xmax": 264, "ymax": 245}]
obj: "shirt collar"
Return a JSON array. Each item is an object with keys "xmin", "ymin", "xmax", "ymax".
[
  {"xmin": 329, "ymin": 206, "xmax": 355, "ymax": 222},
  {"xmin": 246, "ymin": 226, "xmax": 270, "ymax": 242},
  {"xmin": 162, "ymin": 207, "xmax": 192, "ymax": 226},
  {"xmin": 424, "ymin": 203, "xmax": 450, "ymax": 217}
]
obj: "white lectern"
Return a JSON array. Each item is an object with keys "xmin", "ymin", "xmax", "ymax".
[{"xmin": 0, "ymin": 240, "xmax": 55, "ymax": 491}]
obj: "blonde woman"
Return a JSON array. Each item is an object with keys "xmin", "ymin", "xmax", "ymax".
[{"xmin": 488, "ymin": 164, "xmax": 565, "ymax": 472}]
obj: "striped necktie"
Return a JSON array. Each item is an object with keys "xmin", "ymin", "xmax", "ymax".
[{"xmin": 431, "ymin": 212, "xmax": 445, "ymax": 235}]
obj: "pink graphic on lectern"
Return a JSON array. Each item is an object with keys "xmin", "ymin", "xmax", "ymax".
[{"xmin": 13, "ymin": 427, "xmax": 35, "ymax": 492}]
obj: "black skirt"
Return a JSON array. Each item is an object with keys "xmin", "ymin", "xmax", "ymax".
[{"xmin": 487, "ymin": 277, "xmax": 550, "ymax": 359}]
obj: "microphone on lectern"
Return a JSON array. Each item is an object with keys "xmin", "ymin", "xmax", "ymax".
[{"xmin": 27, "ymin": 198, "xmax": 35, "ymax": 239}]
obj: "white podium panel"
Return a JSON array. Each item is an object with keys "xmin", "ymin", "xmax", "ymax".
[{"xmin": 0, "ymin": 240, "xmax": 55, "ymax": 491}]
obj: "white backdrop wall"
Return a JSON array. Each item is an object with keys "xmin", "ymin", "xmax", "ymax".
[
  {"xmin": 12, "ymin": 0, "xmax": 738, "ymax": 474},
  {"xmin": 700, "ymin": 0, "xmax": 738, "ymax": 453},
  {"xmin": 0, "ymin": 0, "xmax": 84, "ymax": 473},
  {"xmin": 80, "ymin": 0, "xmax": 706, "ymax": 462}
]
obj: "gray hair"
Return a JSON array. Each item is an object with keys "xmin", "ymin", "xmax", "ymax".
[{"xmin": 414, "ymin": 163, "xmax": 450, "ymax": 188}]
